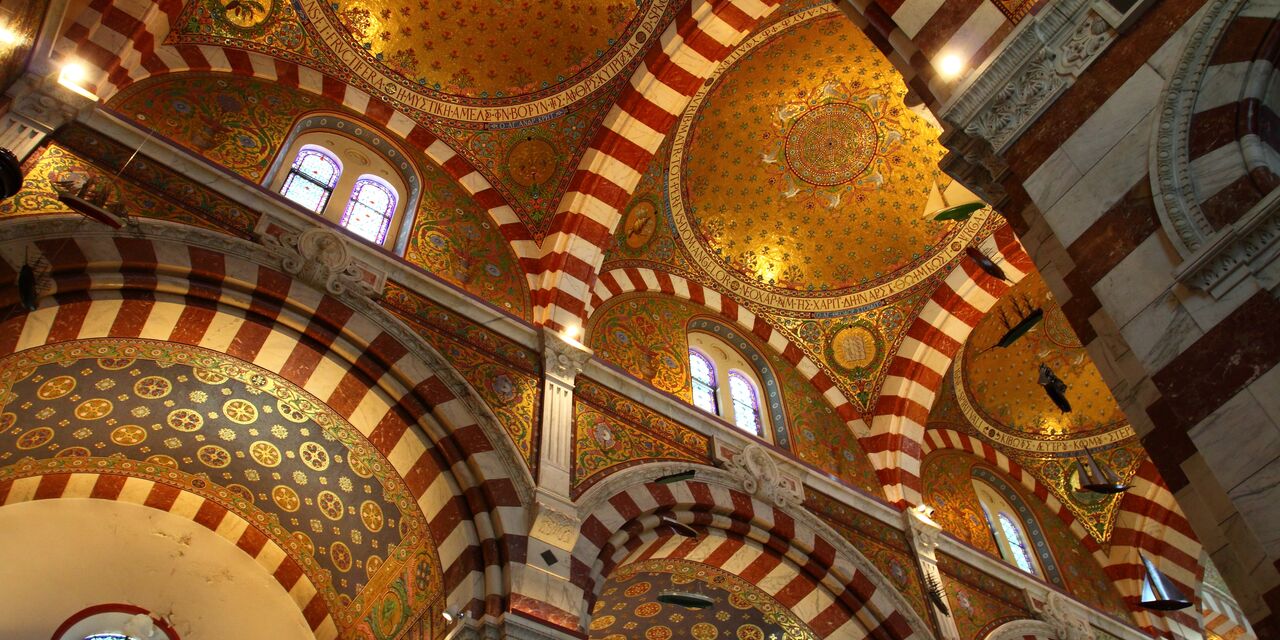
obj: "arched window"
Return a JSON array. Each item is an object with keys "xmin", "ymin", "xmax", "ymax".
[
  {"xmin": 280, "ymin": 144, "xmax": 341, "ymax": 213},
  {"xmin": 997, "ymin": 512, "xmax": 1037, "ymax": 574},
  {"xmin": 728, "ymin": 371, "xmax": 763, "ymax": 436},
  {"xmin": 689, "ymin": 349, "xmax": 718, "ymax": 415},
  {"xmin": 341, "ymin": 175, "xmax": 398, "ymax": 244}
]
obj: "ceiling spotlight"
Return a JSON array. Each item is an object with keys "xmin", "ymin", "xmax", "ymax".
[
  {"xmin": 442, "ymin": 607, "xmax": 463, "ymax": 623},
  {"xmin": 659, "ymin": 516, "xmax": 698, "ymax": 538},
  {"xmin": 0, "ymin": 25, "xmax": 22, "ymax": 47},
  {"xmin": 937, "ymin": 53, "xmax": 966, "ymax": 80},
  {"xmin": 655, "ymin": 470, "xmax": 695, "ymax": 485},
  {"xmin": 57, "ymin": 61, "xmax": 99, "ymax": 101},
  {"xmin": 561, "ymin": 324, "xmax": 581, "ymax": 340},
  {"xmin": 657, "ymin": 591, "xmax": 714, "ymax": 609}
]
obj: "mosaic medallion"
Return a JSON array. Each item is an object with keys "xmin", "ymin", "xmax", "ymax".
[
  {"xmin": 783, "ymin": 103, "xmax": 877, "ymax": 186},
  {"xmin": 506, "ymin": 138, "xmax": 558, "ymax": 188}
]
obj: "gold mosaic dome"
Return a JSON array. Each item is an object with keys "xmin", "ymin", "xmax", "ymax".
[
  {"xmin": 671, "ymin": 11, "xmax": 955, "ymax": 301},
  {"xmin": 320, "ymin": 0, "xmax": 651, "ymax": 100}
]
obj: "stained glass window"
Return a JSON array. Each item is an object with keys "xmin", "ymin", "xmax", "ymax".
[
  {"xmin": 689, "ymin": 350, "xmax": 718, "ymax": 415},
  {"xmin": 729, "ymin": 371, "xmax": 762, "ymax": 436},
  {"xmin": 280, "ymin": 145, "xmax": 341, "ymax": 213},
  {"xmin": 341, "ymin": 175, "xmax": 398, "ymax": 244},
  {"xmin": 997, "ymin": 512, "xmax": 1036, "ymax": 574}
]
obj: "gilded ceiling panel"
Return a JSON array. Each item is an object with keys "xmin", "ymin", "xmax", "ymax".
[
  {"xmin": 0, "ymin": 339, "xmax": 442, "ymax": 638},
  {"xmin": 669, "ymin": 8, "xmax": 980, "ymax": 308},
  {"xmin": 172, "ymin": 0, "xmax": 673, "ymax": 124},
  {"xmin": 589, "ymin": 559, "xmax": 817, "ymax": 640}
]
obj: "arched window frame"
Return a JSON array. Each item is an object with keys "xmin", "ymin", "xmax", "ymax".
[
  {"xmin": 279, "ymin": 144, "xmax": 342, "ymax": 214},
  {"xmin": 689, "ymin": 348, "xmax": 719, "ymax": 415},
  {"xmin": 728, "ymin": 370, "xmax": 763, "ymax": 436},
  {"xmin": 969, "ymin": 470, "xmax": 1066, "ymax": 587},
  {"xmin": 340, "ymin": 174, "xmax": 399, "ymax": 244},
  {"xmin": 997, "ymin": 512, "xmax": 1037, "ymax": 574}
]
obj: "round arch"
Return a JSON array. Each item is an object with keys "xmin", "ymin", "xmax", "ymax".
[
  {"xmin": 0, "ymin": 217, "xmax": 534, "ymax": 633},
  {"xmin": 569, "ymin": 461, "xmax": 935, "ymax": 640}
]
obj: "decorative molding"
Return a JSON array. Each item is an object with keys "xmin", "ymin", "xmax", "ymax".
[
  {"xmin": 1173, "ymin": 188, "xmax": 1280, "ymax": 296},
  {"xmin": 904, "ymin": 504, "xmax": 944, "ymax": 556},
  {"xmin": 1035, "ymin": 590, "xmax": 1096, "ymax": 640},
  {"xmin": 261, "ymin": 225, "xmax": 384, "ymax": 297},
  {"xmin": 0, "ymin": 72, "xmax": 92, "ymax": 159},
  {"xmin": 985, "ymin": 618, "xmax": 1061, "ymax": 640},
  {"xmin": 718, "ymin": 442, "xmax": 804, "ymax": 510},
  {"xmin": 941, "ymin": 0, "xmax": 1115, "ymax": 154},
  {"xmin": 1149, "ymin": 0, "xmax": 1250, "ymax": 257}
]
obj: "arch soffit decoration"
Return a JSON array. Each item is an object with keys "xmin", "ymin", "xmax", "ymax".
[
  {"xmin": 0, "ymin": 216, "xmax": 536, "ymax": 508},
  {"xmin": 570, "ymin": 461, "xmax": 935, "ymax": 640},
  {"xmin": 265, "ymin": 110, "xmax": 425, "ymax": 250},
  {"xmin": 687, "ymin": 316, "xmax": 789, "ymax": 447}
]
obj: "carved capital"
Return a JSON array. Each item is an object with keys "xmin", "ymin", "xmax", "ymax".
[
  {"xmin": 262, "ymin": 227, "xmax": 379, "ymax": 297},
  {"xmin": 1036, "ymin": 591, "xmax": 1096, "ymax": 640},
  {"xmin": 541, "ymin": 327, "xmax": 592, "ymax": 388},
  {"xmin": 720, "ymin": 442, "xmax": 803, "ymax": 509},
  {"xmin": 5, "ymin": 73, "xmax": 86, "ymax": 131}
]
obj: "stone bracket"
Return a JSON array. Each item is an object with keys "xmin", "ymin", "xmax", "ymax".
[
  {"xmin": 715, "ymin": 441, "xmax": 804, "ymax": 509},
  {"xmin": 256, "ymin": 214, "xmax": 386, "ymax": 297}
]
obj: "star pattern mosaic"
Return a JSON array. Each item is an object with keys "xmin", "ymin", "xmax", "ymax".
[
  {"xmin": 0, "ymin": 339, "xmax": 437, "ymax": 613},
  {"xmin": 589, "ymin": 558, "xmax": 816, "ymax": 640}
]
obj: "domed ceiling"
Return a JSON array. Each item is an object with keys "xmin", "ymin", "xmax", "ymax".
[
  {"xmin": 327, "ymin": 0, "xmax": 643, "ymax": 99},
  {"xmin": 661, "ymin": 6, "xmax": 991, "ymax": 310},
  {"xmin": 928, "ymin": 272, "xmax": 1144, "ymax": 542},
  {"xmin": 677, "ymin": 13, "xmax": 947, "ymax": 296}
]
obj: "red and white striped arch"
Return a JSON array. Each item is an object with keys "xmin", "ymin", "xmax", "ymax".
[
  {"xmin": 869, "ymin": 224, "xmax": 1033, "ymax": 507},
  {"xmin": 568, "ymin": 464, "xmax": 934, "ymax": 640},
  {"xmin": 0, "ymin": 471, "xmax": 337, "ymax": 638},
  {"xmin": 529, "ymin": 0, "xmax": 787, "ymax": 331},
  {"xmin": 923, "ymin": 428, "xmax": 1097, "ymax": 547},
  {"xmin": 922, "ymin": 430, "xmax": 1204, "ymax": 638},
  {"xmin": 589, "ymin": 269, "xmax": 867, "ymax": 431},
  {"xmin": 0, "ymin": 220, "xmax": 532, "ymax": 625},
  {"xmin": 616, "ymin": 528, "xmax": 863, "ymax": 637}
]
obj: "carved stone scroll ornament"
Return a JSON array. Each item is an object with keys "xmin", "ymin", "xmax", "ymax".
[
  {"xmin": 723, "ymin": 443, "xmax": 804, "ymax": 509},
  {"xmin": 1037, "ymin": 591, "xmax": 1096, "ymax": 640},
  {"xmin": 262, "ymin": 227, "xmax": 377, "ymax": 297},
  {"xmin": 941, "ymin": 1, "xmax": 1115, "ymax": 155},
  {"xmin": 542, "ymin": 328, "xmax": 593, "ymax": 387}
]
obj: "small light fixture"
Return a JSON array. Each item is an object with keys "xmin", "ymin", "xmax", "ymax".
[
  {"xmin": 0, "ymin": 24, "xmax": 22, "ymax": 47},
  {"xmin": 561, "ymin": 324, "xmax": 582, "ymax": 342},
  {"xmin": 442, "ymin": 607, "xmax": 462, "ymax": 623},
  {"xmin": 937, "ymin": 53, "xmax": 966, "ymax": 80},
  {"xmin": 657, "ymin": 591, "xmax": 714, "ymax": 609},
  {"xmin": 1138, "ymin": 554, "xmax": 1192, "ymax": 611},
  {"xmin": 655, "ymin": 470, "xmax": 695, "ymax": 485},
  {"xmin": 659, "ymin": 515, "xmax": 698, "ymax": 538},
  {"xmin": 57, "ymin": 61, "xmax": 99, "ymax": 101}
]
